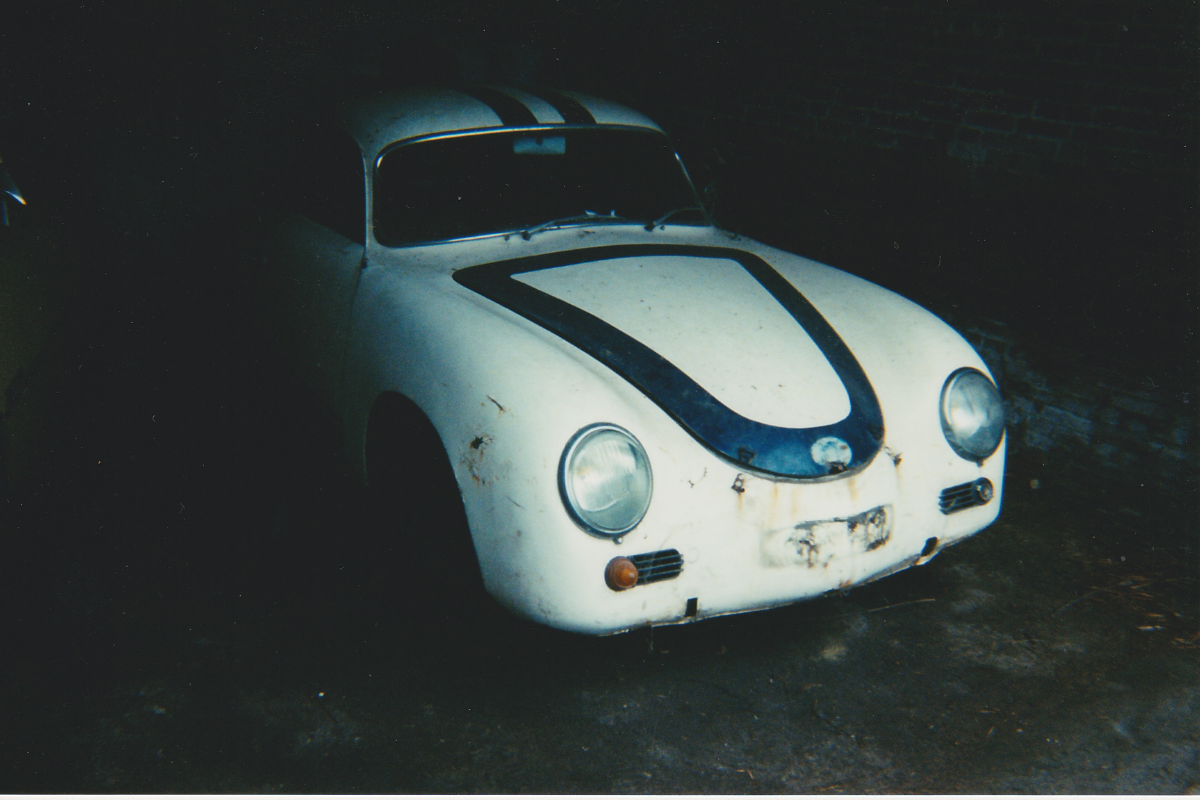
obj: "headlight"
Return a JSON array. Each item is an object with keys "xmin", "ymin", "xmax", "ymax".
[
  {"xmin": 559, "ymin": 423, "xmax": 653, "ymax": 538},
  {"xmin": 940, "ymin": 368, "xmax": 1005, "ymax": 461}
]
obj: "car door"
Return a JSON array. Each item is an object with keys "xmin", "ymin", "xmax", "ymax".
[{"xmin": 266, "ymin": 124, "xmax": 366, "ymax": 410}]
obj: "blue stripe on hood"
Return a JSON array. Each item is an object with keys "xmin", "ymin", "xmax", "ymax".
[{"xmin": 454, "ymin": 244, "xmax": 884, "ymax": 479}]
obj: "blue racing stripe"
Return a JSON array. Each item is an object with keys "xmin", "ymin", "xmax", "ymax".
[
  {"xmin": 454, "ymin": 244, "xmax": 884, "ymax": 479},
  {"xmin": 524, "ymin": 88, "xmax": 596, "ymax": 124},
  {"xmin": 457, "ymin": 86, "xmax": 538, "ymax": 126}
]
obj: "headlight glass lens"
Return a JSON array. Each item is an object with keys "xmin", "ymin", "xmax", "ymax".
[
  {"xmin": 560, "ymin": 424, "xmax": 653, "ymax": 537},
  {"xmin": 940, "ymin": 368, "xmax": 1005, "ymax": 461}
]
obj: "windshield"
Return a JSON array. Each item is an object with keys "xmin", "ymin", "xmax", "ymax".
[{"xmin": 373, "ymin": 127, "xmax": 705, "ymax": 246}]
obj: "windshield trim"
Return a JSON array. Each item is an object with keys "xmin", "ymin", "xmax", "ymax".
[
  {"xmin": 372, "ymin": 216, "xmax": 711, "ymax": 251},
  {"xmin": 374, "ymin": 124, "xmax": 667, "ymax": 169},
  {"xmin": 371, "ymin": 125, "xmax": 712, "ymax": 249}
]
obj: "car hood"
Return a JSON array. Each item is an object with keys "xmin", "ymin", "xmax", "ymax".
[{"xmin": 453, "ymin": 243, "xmax": 884, "ymax": 478}]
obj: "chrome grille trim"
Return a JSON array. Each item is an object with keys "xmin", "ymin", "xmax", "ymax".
[
  {"xmin": 939, "ymin": 478, "xmax": 993, "ymax": 514},
  {"xmin": 630, "ymin": 549, "xmax": 684, "ymax": 585}
]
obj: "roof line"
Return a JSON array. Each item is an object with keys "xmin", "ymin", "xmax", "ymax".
[
  {"xmin": 455, "ymin": 85, "xmax": 538, "ymax": 126},
  {"xmin": 522, "ymin": 87, "xmax": 596, "ymax": 125}
]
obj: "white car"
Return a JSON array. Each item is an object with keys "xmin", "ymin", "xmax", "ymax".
[{"xmin": 262, "ymin": 86, "xmax": 1005, "ymax": 635}]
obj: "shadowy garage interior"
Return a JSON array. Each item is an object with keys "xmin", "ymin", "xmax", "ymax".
[{"xmin": 0, "ymin": 0, "xmax": 1196, "ymax": 792}]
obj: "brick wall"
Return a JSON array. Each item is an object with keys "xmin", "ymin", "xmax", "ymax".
[
  {"xmin": 583, "ymin": 2, "xmax": 1199, "ymax": 505},
  {"xmin": 647, "ymin": 0, "xmax": 1198, "ymax": 181},
  {"xmin": 954, "ymin": 315, "xmax": 1196, "ymax": 506}
]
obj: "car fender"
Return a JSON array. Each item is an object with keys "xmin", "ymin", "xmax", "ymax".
[
  {"xmin": 750, "ymin": 242, "xmax": 1005, "ymax": 542},
  {"xmin": 341, "ymin": 256, "xmax": 699, "ymax": 620},
  {"xmin": 340, "ymin": 229, "xmax": 1004, "ymax": 629}
]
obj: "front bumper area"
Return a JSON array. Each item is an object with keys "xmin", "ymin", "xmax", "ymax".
[{"xmin": 508, "ymin": 446, "xmax": 1004, "ymax": 635}]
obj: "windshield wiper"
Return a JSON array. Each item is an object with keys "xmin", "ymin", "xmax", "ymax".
[
  {"xmin": 520, "ymin": 211, "xmax": 630, "ymax": 240},
  {"xmin": 644, "ymin": 206, "xmax": 708, "ymax": 231}
]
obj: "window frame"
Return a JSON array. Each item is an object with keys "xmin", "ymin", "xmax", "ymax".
[{"xmin": 369, "ymin": 124, "xmax": 708, "ymax": 249}]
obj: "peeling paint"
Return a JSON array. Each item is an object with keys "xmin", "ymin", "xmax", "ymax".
[
  {"xmin": 915, "ymin": 537, "xmax": 941, "ymax": 566},
  {"xmin": 761, "ymin": 505, "xmax": 892, "ymax": 569},
  {"xmin": 463, "ymin": 434, "xmax": 494, "ymax": 484}
]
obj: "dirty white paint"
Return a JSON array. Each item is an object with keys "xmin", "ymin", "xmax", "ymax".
[
  {"xmin": 264, "ymin": 87, "xmax": 1006, "ymax": 635},
  {"xmin": 517, "ymin": 256, "xmax": 849, "ymax": 428}
]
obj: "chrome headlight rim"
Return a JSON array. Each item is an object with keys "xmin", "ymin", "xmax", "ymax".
[
  {"xmin": 559, "ymin": 422, "xmax": 653, "ymax": 539},
  {"xmin": 940, "ymin": 367, "xmax": 1006, "ymax": 462}
]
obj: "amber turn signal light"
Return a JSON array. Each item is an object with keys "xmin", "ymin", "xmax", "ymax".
[{"xmin": 605, "ymin": 556, "xmax": 639, "ymax": 591}]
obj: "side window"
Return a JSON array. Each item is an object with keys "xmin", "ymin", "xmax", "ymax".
[{"xmin": 282, "ymin": 125, "xmax": 366, "ymax": 244}]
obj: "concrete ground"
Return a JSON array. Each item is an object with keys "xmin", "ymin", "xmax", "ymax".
[{"xmin": 3, "ymin": 449, "xmax": 1197, "ymax": 792}]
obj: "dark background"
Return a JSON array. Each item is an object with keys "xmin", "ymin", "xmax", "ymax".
[
  {"xmin": 2, "ymin": 0, "xmax": 1193, "ymax": 531},
  {"xmin": 0, "ymin": 0, "xmax": 1196, "ymax": 791},
  {"xmin": 3, "ymin": 0, "xmax": 1196, "ymax": 364},
  {"xmin": 2, "ymin": 0, "xmax": 1196, "ymax": 371}
]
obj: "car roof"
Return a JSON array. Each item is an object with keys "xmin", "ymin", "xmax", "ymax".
[{"xmin": 340, "ymin": 86, "xmax": 664, "ymax": 158}]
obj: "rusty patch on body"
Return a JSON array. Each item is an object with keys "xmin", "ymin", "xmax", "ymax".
[
  {"xmin": 762, "ymin": 505, "xmax": 892, "ymax": 569},
  {"xmin": 463, "ymin": 434, "xmax": 494, "ymax": 484}
]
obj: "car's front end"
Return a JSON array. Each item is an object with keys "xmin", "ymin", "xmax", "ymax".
[
  {"xmin": 346, "ymin": 223, "xmax": 1004, "ymax": 635},
  {"xmin": 316, "ymin": 86, "xmax": 1005, "ymax": 634}
]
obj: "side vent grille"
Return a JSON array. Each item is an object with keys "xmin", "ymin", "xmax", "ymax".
[
  {"xmin": 630, "ymin": 549, "xmax": 684, "ymax": 585},
  {"xmin": 939, "ymin": 478, "xmax": 994, "ymax": 514}
]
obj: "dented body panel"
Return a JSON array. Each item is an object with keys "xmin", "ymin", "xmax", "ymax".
[{"xmin": 263, "ymin": 87, "xmax": 1004, "ymax": 634}]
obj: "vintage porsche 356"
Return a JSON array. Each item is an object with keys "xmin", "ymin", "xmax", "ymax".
[{"xmin": 261, "ymin": 86, "xmax": 1005, "ymax": 635}]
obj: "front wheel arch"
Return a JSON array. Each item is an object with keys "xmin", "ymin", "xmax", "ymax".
[
  {"xmin": 365, "ymin": 392, "xmax": 445, "ymax": 494},
  {"xmin": 363, "ymin": 392, "xmax": 484, "ymax": 597}
]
